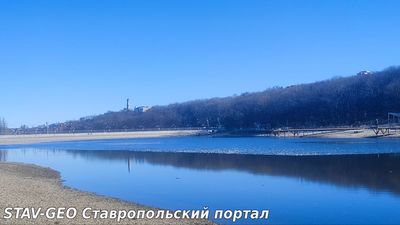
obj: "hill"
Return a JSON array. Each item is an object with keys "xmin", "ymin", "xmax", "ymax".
[{"xmin": 49, "ymin": 67, "xmax": 400, "ymax": 131}]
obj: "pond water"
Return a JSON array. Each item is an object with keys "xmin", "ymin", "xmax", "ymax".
[{"xmin": 1, "ymin": 136, "xmax": 400, "ymax": 224}]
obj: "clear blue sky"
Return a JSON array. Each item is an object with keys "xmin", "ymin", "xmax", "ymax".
[{"xmin": 1, "ymin": 0, "xmax": 400, "ymax": 127}]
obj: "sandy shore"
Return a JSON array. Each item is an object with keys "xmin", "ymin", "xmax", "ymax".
[
  {"xmin": 303, "ymin": 129, "xmax": 400, "ymax": 138},
  {"xmin": 0, "ymin": 130, "xmax": 207, "ymax": 145},
  {"xmin": 0, "ymin": 162, "xmax": 214, "ymax": 225},
  {"xmin": 1, "ymin": 129, "xmax": 399, "ymax": 145},
  {"xmin": 257, "ymin": 128, "xmax": 400, "ymax": 138}
]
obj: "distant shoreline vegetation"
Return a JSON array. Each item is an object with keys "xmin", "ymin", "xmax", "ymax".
[
  {"xmin": 0, "ymin": 118, "xmax": 7, "ymax": 134},
  {"xmin": 20, "ymin": 66, "xmax": 400, "ymax": 133}
]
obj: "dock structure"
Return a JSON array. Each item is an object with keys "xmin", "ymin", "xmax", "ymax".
[
  {"xmin": 269, "ymin": 127, "xmax": 358, "ymax": 137},
  {"xmin": 370, "ymin": 112, "xmax": 400, "ymax": 135},
  {"xmin": 268, "ymin": 113, "xmax": 400, "ymax": 137},
  {"xmin": 370, "ymin": 126, "xmax": 391, "ymax": 135},
  {"xmin": 388, "ymin": 112, "xmax": 400, "ymax": 127},
  {"xmin": 269, "ymin": 125, "xmax": 400, "ymax": 137}
]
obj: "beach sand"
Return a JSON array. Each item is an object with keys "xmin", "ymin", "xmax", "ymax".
[
  {"xmin": 0, "ymin": 130, "xmax": 207, "ymax": 145},
  {"xmin": 2, "ymin": 129, "xmax": 399, "ymax": 146},
  {"xmin": 303, "ymin": 129, "xmax": 400, "ymax": 138},
  {"xmin": 0, "ymin": 162, "xmax": 214, "ymax": 225},
  {"xmin": 260, "ymin": 128, "xmax": 400, "ymax": 138}
]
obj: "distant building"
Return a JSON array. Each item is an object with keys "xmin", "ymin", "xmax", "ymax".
[
  {"xmin": 80, "ymin": 115, "xmax": 95, "ymax": 121},
  {"xmin": 357, "ymin": 70, "xmax": 373, "ymax": 76},
  {"xmin": 134, "ymin": 106, "xmax": 152, "ymax": 113},
  {"xmin": 126, "ymin": 98, "xmax": 131, "ymax": 111}
]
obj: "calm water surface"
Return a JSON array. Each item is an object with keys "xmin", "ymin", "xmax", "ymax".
[{"xmin": 1, "ymin": 137, "xmax": 400, "ymax": 224}]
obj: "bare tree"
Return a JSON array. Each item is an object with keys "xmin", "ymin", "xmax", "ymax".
[{"xmin": 0, "ymin": 117, "xmax": 7, "ymax": 134}]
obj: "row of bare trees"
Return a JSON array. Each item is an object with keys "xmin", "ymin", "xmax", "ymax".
[{"xmin": 35, "ymin": 66, "xmax": 400, "ymax": 131}]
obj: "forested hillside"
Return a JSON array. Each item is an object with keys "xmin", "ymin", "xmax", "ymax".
[{"xmin": 56, "ymin": 67, "xmax": 400, "ymax": 131}]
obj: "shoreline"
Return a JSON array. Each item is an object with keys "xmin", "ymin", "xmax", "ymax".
[
  {"xmin": 0, "ymin": 162, "xmax": 214, "ymax": 225},
  {"xmin": 287, "ymin": 129, "xmax": 400, "ymax": 138},
  {"xmin": 1, "ymin": 129, "xmax": 399, "ymax": 146},
  {"xmin": 0, "ymin": 130, "xmax": 208, "ymax": 145},
  {"xmin": 219, "ymin": 128, "xmax": 400, "ymax": 139}
]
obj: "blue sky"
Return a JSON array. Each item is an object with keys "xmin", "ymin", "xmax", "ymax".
[{"xmin": 1, "ymin": 0, "xmax": 400, "ymax": 127}]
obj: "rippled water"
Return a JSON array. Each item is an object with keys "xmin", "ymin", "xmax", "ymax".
[
  {"xmin": 5, "ymin": 136, "xmax": 400, "ymax": 155},
  {"xmin": 1, "ymin": 136, "xmax": 400, "ymax": 224}
]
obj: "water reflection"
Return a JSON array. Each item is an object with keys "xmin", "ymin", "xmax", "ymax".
[
  {"xmin": 2, "ymin": 149, "xmax": 400, "ymax": 195},
  {"xmin": 0, "ymin": 150, "xmax": 6, "ymax": 161}
]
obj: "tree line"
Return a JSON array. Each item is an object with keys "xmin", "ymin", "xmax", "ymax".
[{"xmin": 41, "ymin": 66, "xmax": 400, "ymax": 131}]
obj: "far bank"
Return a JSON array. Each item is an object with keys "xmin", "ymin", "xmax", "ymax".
[{"xmin": 0, "ymin": 130, "xmax": 208, "ymax": 145}]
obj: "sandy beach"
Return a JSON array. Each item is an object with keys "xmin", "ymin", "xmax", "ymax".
[
  {"xmin": 258, "ymin": 128, "xmax": 400, "ymax": 138},
  {"xmin": 302, "ymin": 129, "xmax": 400, "ymax": 138},
  {"xmin": 0, "ymin": 130, "xmax": 207, "ymax": 145},
  {"xmin": 1, "ymin": 129, "xmax": 399, "ymax": 146},
  {"xmin": 0, "ymin": 162, "xmax": 214, "ymax": 225}
]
